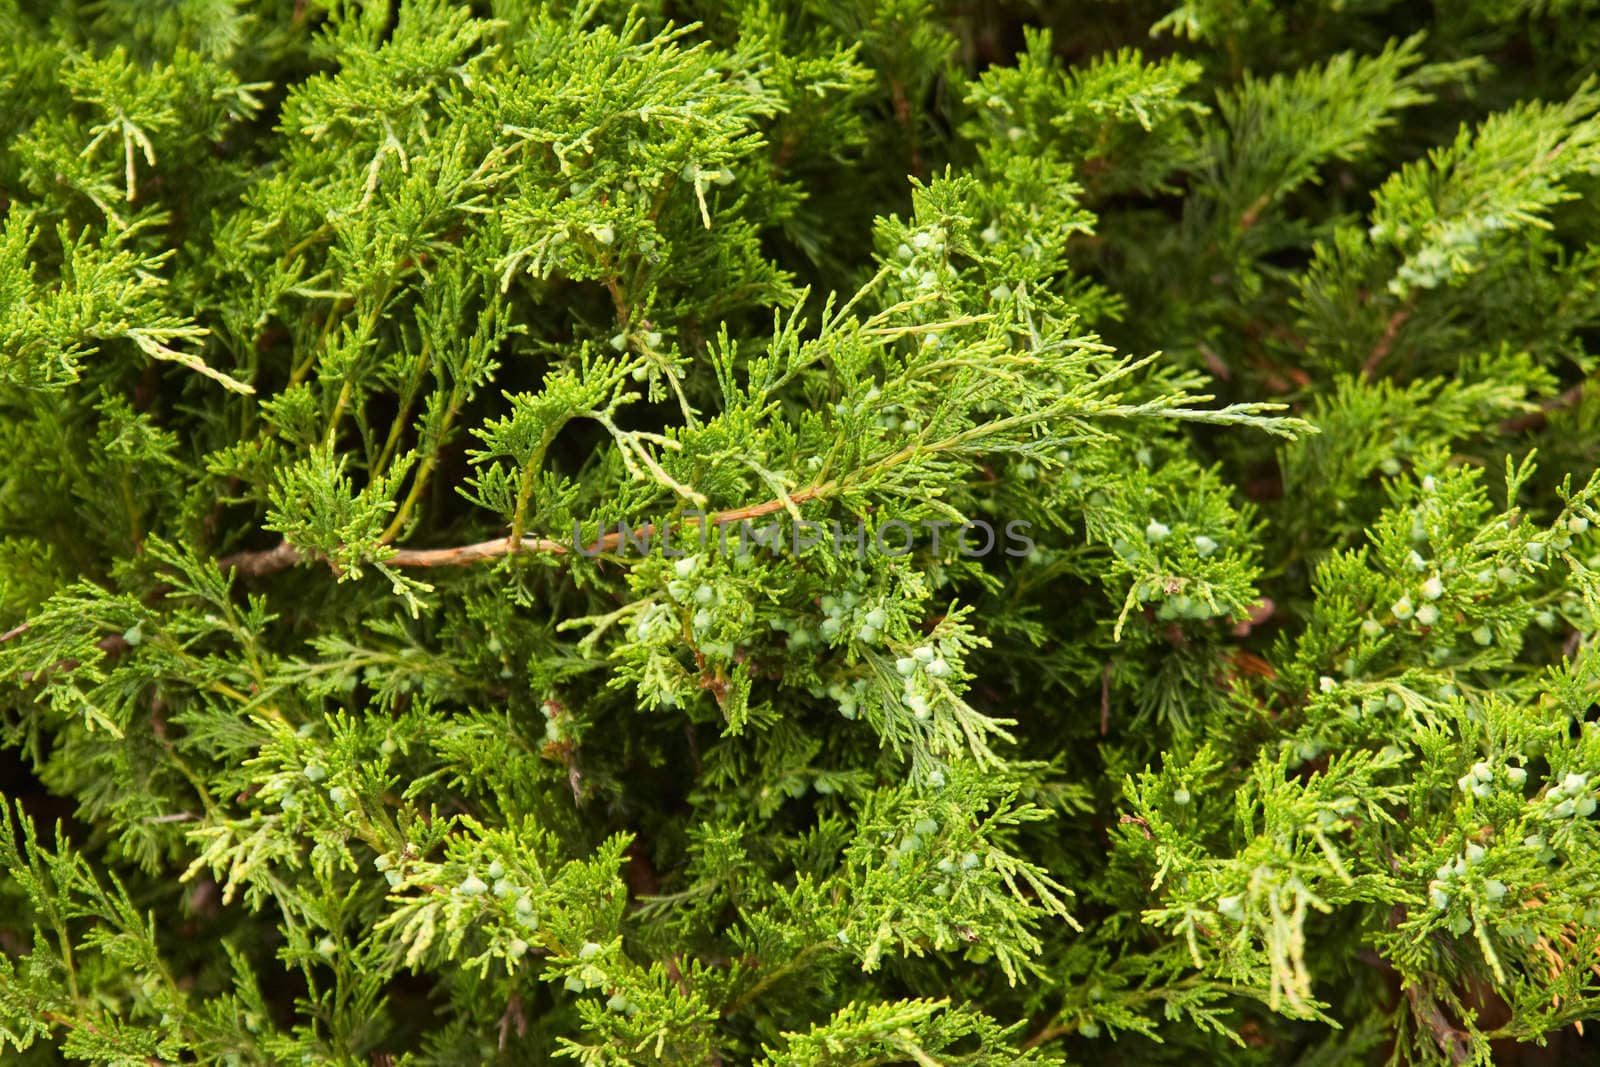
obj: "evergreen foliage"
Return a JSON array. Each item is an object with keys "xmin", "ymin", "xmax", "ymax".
[{"xmin": 5, "ymin": 1, "xmax": 1600, "ymax": 1063}]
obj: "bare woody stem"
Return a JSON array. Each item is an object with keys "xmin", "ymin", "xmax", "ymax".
[
  {"xmin": 1360, "ymin": 297, "xmax": 1417, "ymax": 381},
  {"xmin": 216, "ymin": 485, "xmax": 828, "ymax": 578}
]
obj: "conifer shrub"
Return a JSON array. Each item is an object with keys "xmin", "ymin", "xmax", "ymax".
[{"xmin": 8, "ymin": 1, "xmax": 1600, "ymax": 1063}]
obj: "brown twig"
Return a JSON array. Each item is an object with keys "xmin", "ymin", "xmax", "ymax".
[
  {"xmin": 1099, "ymin": 661, "xmax": 1112, "ymax": 736},
  {"xmin": 495, "ymin": 992, "xmax": 526, "ymax": 1052},
  {"xmin": 1361, "ymin": 301, "xmax": 1416, "ymax": 381},
  {"xmin": 1237, "ymin": 190, "xmax": 1272, "ymax": 232},
  {"xmin": 1020, "ymin": 1022, "xmax": 1071, "ymax": 1051},
  {"xmin": 1405, "ymin": 984, "xmax": 1473, "ymax": 1065},
  {"xmin": 1500, "ymin": 381, "xmax": 1584, "ymax": 434},
  {"xmin": 215, "ymin": 486, "xmax": 826, "ymax": 578},
  {"xmin": 41, "ymin": 1011, "xmax": 165, "ymax": 1066},
  {"xmin": 19, "ymin": 634, "xmax": 131, "ymax": 685}
]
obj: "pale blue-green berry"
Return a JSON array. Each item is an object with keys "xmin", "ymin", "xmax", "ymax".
[
  {"xmin": 1421, "ymin": 576, "xmax": 1444, "ymax": 600},
  {"xmin": 1218, "ymin": 894, "xmax": 1245, "ymax": 921},
  {"xmin": 458, "ymin": 874, "xmax": 488, "ymax": 897},
  {"xmin": 1145, "ymin": 519, "xmax": 1170, "ymax": 542},
  {"xmin": 1391, "ymin": 596, "xmax": 1413, "ymax": 620},
  {"xmin": 1415, "ymin": 604, "xmax": 1439, "ymax": 626},
  {"xmin": 578, "ymin": 941, "xmax": 602, "ymax": 960},
  {"xmin": 1172, "ymin": 786, "xmax": 1191, "ymax": 806},
  {"xmin": 509, "ymin": 939, "xmax": 528, "ymax": 959}
]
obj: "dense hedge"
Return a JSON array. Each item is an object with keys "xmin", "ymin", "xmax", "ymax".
[{"xmin": 5, "ymin": 2, "xmax": 1600, "ymax": 1064}]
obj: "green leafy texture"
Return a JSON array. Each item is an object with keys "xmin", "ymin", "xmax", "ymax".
[{"xmin": 5, "ymin": 3, "xmax": 1600, "ymax": 1066}]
